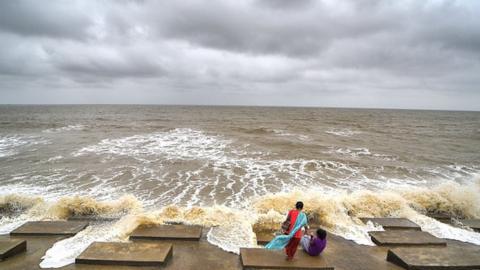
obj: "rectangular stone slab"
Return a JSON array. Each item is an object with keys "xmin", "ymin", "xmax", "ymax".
[
  {"xmin": 75, "ymin": 241, "xmax": 172, "ymax": 266},
  {"xmin": 369, "ymin": 231, "xmax": 446, "ymax": 246},
  {"xmin": 360, "ymin": 218, "xmax": 421, "ymax": 230},
  {"xmin": 10, "ymin": 221, "xmax": 89, "ymax": 236},
  {"xmin": 459, "ymin": 219, "xmax": 480, "ymax": 232},
  {"xmin": 240, "ymin": 248, "xmax": 334, "ymax": 269},
  {"xmin": 387, "ymin": 246, "xmax": 480, "ymax": 269},
  {"xmin": 129, "ymin": 224, "xmax": 202, "ymax": 241},
  {"xmin": 256, "ymin": 231, "xmax": 275, "ymax": 245},
  {"xmin": 0, "ymin": 240, "xmax": 26, "ymax": 261},
  {"xmin": 426, "ymin": 213, "xmax": 452, "ymax": 223},
  {"xmin": 68, "ymin": 215, "xmax": 119, "ymax": 222}
]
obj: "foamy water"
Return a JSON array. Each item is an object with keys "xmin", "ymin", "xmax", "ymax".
[{"xmin": 0, "ymin": 105, "xmax": 479, "ymax": 267}]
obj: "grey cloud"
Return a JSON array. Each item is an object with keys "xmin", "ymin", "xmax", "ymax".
[
  {"xmin": 256, "ymin": 0, "xmax": 314, "ymax": 10},
  {"xmin": 0, "ymin": 1, "xmax": 92, "ymax": 40},
  {"xmin": 0, "ymin": 0, "xmax": 479, "ymax": 110}
]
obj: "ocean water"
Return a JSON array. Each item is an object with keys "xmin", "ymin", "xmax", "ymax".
[{"xmin": 1, "ymin": 105, "xmax": 480, "ymax": 267}]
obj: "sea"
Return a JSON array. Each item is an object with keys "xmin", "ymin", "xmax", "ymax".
[{"xmin": 1, "ymin": 105, "xmax": 479, "ymax": 267}]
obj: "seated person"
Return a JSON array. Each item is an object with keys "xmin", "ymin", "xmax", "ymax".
[{"xmin": 300, "ymin": 228, "xmax": 327, "ymax": 256}]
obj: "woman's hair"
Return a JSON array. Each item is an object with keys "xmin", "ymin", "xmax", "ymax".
[
  {"xmin": 316, "ymin": 228, "xmax": 327, "ymax": 240},
  {"xmin": 295, "ymin": 201, "xmax": 304, "ymax": 210}
]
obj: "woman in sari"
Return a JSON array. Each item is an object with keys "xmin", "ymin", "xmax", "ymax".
[{"xmin": 265, "ymin": 201, "xmax": 308, "ymax": 260}]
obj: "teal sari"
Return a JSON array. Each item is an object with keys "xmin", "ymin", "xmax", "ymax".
[{"xmin": 265, "ymin": 212, "xmax": 307, "ymax": 250}]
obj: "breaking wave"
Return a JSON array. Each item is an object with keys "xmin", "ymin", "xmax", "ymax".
[
  {"xmin": 325, "ymin": 147, "xmax": 398, "ymax": 161},
  {"xmin": 72, "ymin": 128, "xmax": 230, "ymax": 161},
  {"xmin": 0, "ymin": 135, "xmax": 49, "ymax": 158},
  {"xmin": 42, "ymin": 125, "xmax": 85, "ymax": 133},
  {"xmin": 1, "ymin": 179, "xmax": 479, "ymax": 268},
  {"xmin": 325, "ymin": 128, "xmax": 362, "ymax": 137}
]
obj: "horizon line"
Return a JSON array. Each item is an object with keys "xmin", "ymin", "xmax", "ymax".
[{"xmin": 0, "ymin": 103, "xmax": 479, "ymax": 112}]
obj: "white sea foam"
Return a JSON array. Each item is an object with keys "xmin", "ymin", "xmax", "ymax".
[
  {"xmin": 40, "ymin": 220, "xmax": 130, "ymax": 268},
  {"xmin": 325, "ymin": 147, "xmax": 398, "ymax": 161},
  {"xmin": 68, "ymin": 128, "xmax": 479, "ymax": 208},
  {"xmin": 0, "ymin": 135, "xmax": 49, "ymax": 157},
  {"xmin": 73, "ymin": 128, "xmax": 230, "ymax": 161},
  {"xmin": 47, "ymin": 155, "xmax": 64, "ymax": 162},
  {"xmin": 42, "ymin": 125, "xmax": 85, "ymax": 133},
  {"xmin": 272, "ymin": 129, "xmax": 310, "ymax": 141},
  {"xmin": 325, "ymin": 128, "xmax": 362, "ymax": 137}
]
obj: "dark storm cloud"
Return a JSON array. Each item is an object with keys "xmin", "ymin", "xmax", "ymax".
[{"xmin": 0, "ymin": 0, "xmax": 479, "ymax": 110}]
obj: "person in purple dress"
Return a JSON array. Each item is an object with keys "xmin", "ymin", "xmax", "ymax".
[{"xmin": 300, "ymin": 228, "xmax": 327, "ymax": 256}]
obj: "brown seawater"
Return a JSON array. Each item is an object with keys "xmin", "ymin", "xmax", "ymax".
[{"xmin": 1, "ymin": 105, "xmax": 480, "ymax": 267}]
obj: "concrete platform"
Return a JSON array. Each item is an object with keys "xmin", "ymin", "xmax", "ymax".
[
  {"xmin": 387, "ymin": 246, "xmax": 480, "ymax": 269},
  {"xmin": 459, "ymin": 219, "xmax": 480, "ymax": 232},
  {"xmin": 130, "ymin": 224, "xmax": 202, "ymax": 241},
  {"xmin": 240, "ymin": 248, "xmax": 334, "ymax": 269},
  {"xmin": 361, "ymin": 218, "xmax": 421, "ymax": 231},
  {"xmin": 0, "ymin": 240, "xmax": 26, "ymax": 261},
  {"xmin": 75, "ymin": 241, "xmax": 172, "ymax": 266},
  {"xmin": 10, "ymin": 221, "xmax": 89, "ymax": 236},
  {"xmin": 369, "ymin": 231, "xmax": 446, "ymax": 246}
]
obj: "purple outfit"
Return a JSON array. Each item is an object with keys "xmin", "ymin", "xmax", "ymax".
[{"xmin": 300, "ymin": 235, "xmax": 327, "ymax": 256}]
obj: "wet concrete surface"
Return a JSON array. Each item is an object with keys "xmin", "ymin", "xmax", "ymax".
[
  {"xmin": 241, "ymin": 248, "xmax": 333, "ymax": 269},
  {"xmin": 360, "ymin": 218, "xmax": 421, "ymax": 231},
  {"xmin": 369, "ymin": 231, "xmax": 447, "ymax": 246},
  {"xmin": 459, "ymin": 219, "xmax": 480, "ymax": 232},
  {"xmin": 387, "ymin": 241, "xmax": 480, "ymax": 269},
  {"xmin": 0, "ymin": 239, "xmax": 26, "ymax": 261},
  {"xmin": 1, "ymin": 228, "xmax": 479, "ymax": 270},
  {"xmin": 10, "ymin": 221, "xmax": 89, "ymax": 236}
]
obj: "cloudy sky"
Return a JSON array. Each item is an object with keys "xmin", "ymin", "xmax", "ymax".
[{"xmin": 0, "ymin": 0, "xmax": 479, "ymax": 110}]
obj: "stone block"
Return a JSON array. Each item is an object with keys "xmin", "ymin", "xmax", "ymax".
[
  {"xmin": 10, "ymin": 221, "xmax": 89, "ymax": 236},
  {"xmin": 75, "ymin": 241, "xmax": 172, "ymax": 266},
  {"xmin": 0, "ymin": 240, "xmax": 26, "ymax": 261},
  {"xmin": 361, "ymin": 218, "xmax": 421, "ymax": 231},
  {"xmin": 130, "ymin": 224, "xmax": 202, "ymax": 241},
  {"xmin": 369, "ymin": 231, "xmax": 446, "ymax": 246}
]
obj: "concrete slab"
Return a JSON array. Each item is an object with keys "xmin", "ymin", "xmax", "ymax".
[
  {"xmin": 130, "ymin": 224, "xmax": 202, "ymax": 241},
  {"xmin": 240, "ymin": 248, "xmax": 334, "ymax": 270},
  {"xmin": 369, "ymin": 231, "xmax": 446, "ymax": 246},
  {"xmin": 0, "ymin": 240, "xmax": 26, "ymax": 261},
  {"xmin": 387, "ymin": 246, "xmax": 480, "ymax": 269},
  {"xmin": 10, "ymin": 221, "xmax": 88, "ymax": 236},
  {"xmin": 256, "ymin": 231, "xmax": 275, "ymax": 245},
  {"xmin": 67, "ymin": 215, "xmax": 119, "ymax": 222},
  {"xmin": 426, "ymin": 213, "xmax": 452, "ymax": 223},
  {"xmin": 459, "ymin": 219, "xmax": 480, "ymax": 232},
  {"xmin": 75, "ymin": 241, "xmax": 172, "ymax": 266},
  {"xmin": 361, "ymin": 218, "xmax": 421, "ymax": 231}
]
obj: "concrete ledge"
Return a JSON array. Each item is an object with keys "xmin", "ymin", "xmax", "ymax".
[
  {"xmin": 459, "ymin": 219, "xmax": 480, "ymax": 232},
  {"xmin": 75, "ymin": 241, "xmax": 172, "ymax": 266},
  {"xmin": 369, "ymin": 231, "xmax": 446, "ymax": 246},
  {"xmin": 360, "ymin": 218, "xmax": 421, "ymax": 231},
  {"xmin": 130, "ymin": 224, "xmax": 202, "ymax": 241},
  {"xmin": 240, "ymin": 248, "xmax": 334, "ymax": 269},
  {"xmin": 0, "ymin": 240, "xmax": 26, "ymax": 261},
  {"xmin": 387, "ymin": 247, "xmax": 480, "ymax": 269},
  {"xmin": 10, "ymin": 221, "xmax": 89, "ymax": 236}
]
